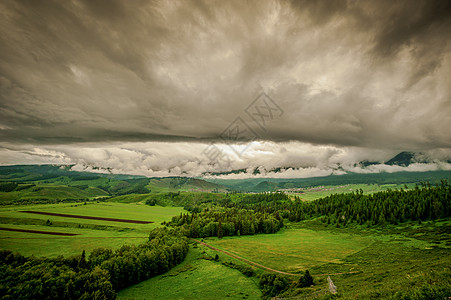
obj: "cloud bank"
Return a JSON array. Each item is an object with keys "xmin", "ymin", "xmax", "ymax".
[{"xmin": 1, "ymin": 141, "xmax": 450, "ymax": 178}]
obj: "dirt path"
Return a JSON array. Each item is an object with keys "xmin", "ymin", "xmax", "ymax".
[
  {"xmin": 20, "ymin": 211, "xmax": 152, "ymax": 224},
  {"xmin": 192, "ymin": 239, "xmax": 361, "ymax": 277},
  {"xmin": 0, "ymin": 227, "xmax": 79, "ymax": 236},
  {"xmin": 314, "ymin": 271, "xmax": 360, "ymax": 276}
]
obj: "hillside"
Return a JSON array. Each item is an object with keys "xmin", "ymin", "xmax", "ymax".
[
  {"xmin": 204, "ymin": 170, "xmax": 451, "ymax": 192},
  {"xmin": 0, "ymin": 165, "xmax": 228, "ymax": 205}
]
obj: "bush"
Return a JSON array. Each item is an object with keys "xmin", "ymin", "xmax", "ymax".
[
  {"xmin": 0, "ymin": 182, "xmax": 17, "ymax": 192},
  {"xmin": 222, "ymin": 261, "xmax": 255, "ymax": 277}
]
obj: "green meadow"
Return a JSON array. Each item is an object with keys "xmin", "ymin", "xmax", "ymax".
[
  {"xmin": 204, "ymin": 227, "xmax": 372, "ymax": 273},
  {"xmin": 119, "ymin": 220, "xmax": 451, "ymax": 299},
  {"xmin": 0, "ymin": 183, "xmax": 109, "ymax": 203},
  {"xmin": 0, "ymin": 224, "xmax": 149, "ymax": 257}
]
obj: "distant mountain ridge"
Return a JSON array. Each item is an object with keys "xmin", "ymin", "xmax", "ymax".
[{"xmin": 204, "ymin": 170, "xmax": 451, "ymax": 192}]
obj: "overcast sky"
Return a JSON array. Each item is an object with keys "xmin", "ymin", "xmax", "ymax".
[{"xmin": 1, "ymin": 0, "xmax": 451, "ymax": 177}]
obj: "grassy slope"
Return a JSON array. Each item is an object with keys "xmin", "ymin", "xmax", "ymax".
[
  {"xmin": 118, "ymin": 245, "xmax": 262, "ymax": 300},
  {"xmin": 304, "ymin": 220, "xmax": 451, "ymax": 299},
  {"xmin": 0, "ymin": 184, "xmax": 109, "ymax": 202},
  {"xmin": 0, "ymin": 165, "xmax": 229, "ymax": 205},
  {"xmin": 206, "ymin": 170, "xmax": 451, "ymax": 192},
  {"xmin": 146, "ymin": 177, "xmax": 228, "ymax": 193},
  {"xmin": 318, "ymin": 240, "xmax": 451, "ymax": 299}
]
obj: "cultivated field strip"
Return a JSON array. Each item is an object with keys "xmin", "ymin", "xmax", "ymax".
[
  {"xmin": 0, "ymin": 226, "xmax": 78, "ymax": 236},
  {"xmin": 20, "ymin": 210, "xmax": 153, "ymax": 224},
  {"xmin": 0, "ymin": 236, "xmax": 148, "ymax": 239}
]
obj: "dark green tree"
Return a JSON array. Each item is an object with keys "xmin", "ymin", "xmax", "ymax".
[{"xmin": 217, "ymin": 220, "xmax": 223, "ymax": 239}]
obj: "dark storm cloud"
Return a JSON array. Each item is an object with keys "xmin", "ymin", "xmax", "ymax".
[
  {"xmin": 0, "ymin": 0, "xmax": 450, "ymax": 153},
  {"xmin": 369, "ymin": 1, "xmax": 451, "ymax": 57}
]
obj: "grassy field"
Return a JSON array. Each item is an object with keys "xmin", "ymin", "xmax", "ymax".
[
  {"xmin": 108, "ymin": 193, "xmax": 153, "ymax": 203},
  {"xmin": 195, "ymin": 220, "xmax": 451, "ymax": 299},
  {"xmin": 117, "ymin": 220, "xmax": 451, "ymax": 299},
  {"xmin": 118, "ymin": 245, "xmax": 262, "ymax": 300},
  {"xmin": 0, "ymin": 202, "xmax": 185, "ymax": 257},
  {"xmin": 204, "ymin": 227, "xmax": 372, "ymax": 273},
  {"xmin": 311, "ymin": 240, "xmax": 451, "ymax": 299},
  {"xmin": 302, "ymin": 220, "xmax": 451, "ymax": 299},
  {"xmin": 286, "ymin": 183, "xmax": 416, "ymax": 201}
]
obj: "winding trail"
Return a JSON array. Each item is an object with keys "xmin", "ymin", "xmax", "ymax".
[{"xmin": 191, "ymin": 239, "xmax": 360, "ymax": 277}]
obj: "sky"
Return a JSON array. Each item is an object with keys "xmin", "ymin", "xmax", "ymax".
[{"xmin": 1, "ymin": 0, "xmax": 451, "ymax": 178}]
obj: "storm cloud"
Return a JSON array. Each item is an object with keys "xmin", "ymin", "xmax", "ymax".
[{"xmin": 1, "ymin": 0, "xmax": 450, "ymax": 176}]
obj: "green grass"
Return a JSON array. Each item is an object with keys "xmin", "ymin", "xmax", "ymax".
[
  {"xmin": 0, "ymin": 202, "xmax": 183, "ymax": 227},
  {"xmin": 146, "ymin": 178, "xmax": 228, "ymax": 193},
  {"xmin": 0, "ymin": 224, "xmax": 149, "ymax": 257},
  {"xmin": 108, "ymin": 194, "xmax": 152, "ymax": 203},
  {"xmin": 0, "ymin": 202, "xmax": 185, "ymax": 257},
  {"xmin": 198, "ymin": 221, "xmax": 450, "ymax": 299},
  {"xmin": 287, "ymin": 183, "xmax": 416, "ymax": 201},
  {"xmin": 308, "ymin": 238, "xmax": 451, "ymax": 299},
  {"xmin": 205, "ymin": 227, "xmax": 372, "ymax": 274},
  {"xmin": 118, "ymin": 246, "xmax": 262, "ymax": 300}
]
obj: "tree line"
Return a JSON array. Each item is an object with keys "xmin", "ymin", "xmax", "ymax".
[
  {"xmin": 0, "ymin": 227, "xmax": 188, "ymax": 299},
  {"xmin": 283, "ymin": 181, "xmax": 451, "ymax": 226},
  {"xmin": 166, "ymin": 207, "xmax": 284, "ymax": 238}
]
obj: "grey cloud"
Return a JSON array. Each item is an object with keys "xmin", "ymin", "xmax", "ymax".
[
  {"xmin": 369, "ymin": 0, "xmax": 451, "ymax": 57},
  {"xmin": 287, "ymin": 0, "xmax": 350, "ymax": 25},
  {"xmin": 0, "ymin": 0, "xmax": 450, "ymax": 160}
]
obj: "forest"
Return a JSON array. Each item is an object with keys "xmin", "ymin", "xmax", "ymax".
[{"xmin": 284, "ymin": 181, "xmax": 451, "ymax": 226}]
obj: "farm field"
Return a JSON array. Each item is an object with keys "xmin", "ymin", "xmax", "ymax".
[
  {"xmin": 118, "ymin": 245, "xmax": 262, "ymax": 300},
  {"xmin": 0, "ymin": 202, "xmax": 185, "ymax": 257}
]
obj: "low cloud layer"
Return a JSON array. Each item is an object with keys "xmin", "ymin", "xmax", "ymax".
[
  {"xmin": 1, "ymin": 1, "xmax": 450, "ymax": 176},
  {"xmin": 1, "ymin": 141, "xmax": 450, "ymax": 178}
]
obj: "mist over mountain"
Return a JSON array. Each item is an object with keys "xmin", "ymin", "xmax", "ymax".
[{"xmin": 200, "ymin": 151, "xmax": 451, "ymax": 179}]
